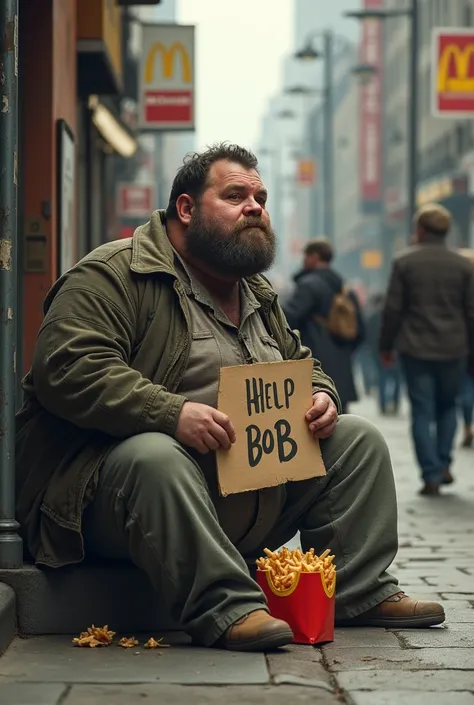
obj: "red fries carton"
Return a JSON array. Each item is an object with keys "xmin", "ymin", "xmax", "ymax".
[{"xmin": 256, "ymin": 548, "xmax": 336, "ymax": 645}]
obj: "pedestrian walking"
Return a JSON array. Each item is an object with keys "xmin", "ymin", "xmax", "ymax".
[
  {"xmin": 366, "ymin": 293, "xmax": 401, "ymax": 415},
  {"xmin": 458, "ymin": 248, "xmax": 474, "ymax": 448},
  {"xmin": 380, "ymin": 204, "xmax": 474, "ymax": 496},
  {"xmin": 283, "ymin": 238, "xmax": 365, "ymax": 414},
  {"xmin": 16, "ymin": 145, "xmax": 445, "ymax": 654}
]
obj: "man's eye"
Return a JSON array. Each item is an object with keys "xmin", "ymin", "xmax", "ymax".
[{"xmin": 228, "ymin": 194, "xmax": 241, "ymax": 200}]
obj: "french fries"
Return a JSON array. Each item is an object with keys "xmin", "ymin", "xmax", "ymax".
[
  {"xmin": 72, "ymin": 625, "xmax": 170, "ymax": 651},
  {"xmin": 118, "ymin": 636, "xmax": 139, "ymax": 649},
  {"xmin": 144, "ymin": 637, "xmax": 170, "ymax": 649},
  {"xmin": 256, "ymin": 547, "xmax": 336, "ymax": 594},
  {"xmin": 72, "ymin": 625, "xmax": 116, "ymax": 648}
]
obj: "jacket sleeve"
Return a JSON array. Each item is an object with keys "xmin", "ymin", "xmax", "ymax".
[
  {"xmin": 464, "ymin": 267, "xmax": 474, "ymax": 360},
  {"xmin": 379, "ymin": 260, "xmax": 404, "ymax": 352},
  {"xmin": 31, "ymin": 260, "xmax": 187, "ymax": 438},
  {"xmin": 273, "ymin": 301, "xmax": 342, "ymax": 413},
  {"xmin": 282, "ymin": 278, "xmax": 318, "ymax": 331}
]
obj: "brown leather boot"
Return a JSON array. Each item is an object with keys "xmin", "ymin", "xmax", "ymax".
[
  {"xmin": 216, "ymin": 610, "xmax": 293, "ymax": 652},
  {"xmin": 337, "ymin": 592, "xmax": 445, "ymax": 629}
]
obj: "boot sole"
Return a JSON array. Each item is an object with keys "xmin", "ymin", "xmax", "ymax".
[
  {"xmin": 221, "ymin": 627, "xmax": 294, "ymax": 652},
  {"xmin": 336, "ymin": 611, "xmax": 445, "ymax": 629}
]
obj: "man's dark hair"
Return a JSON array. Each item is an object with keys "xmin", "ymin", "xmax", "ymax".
[
  {"xmin": 304, "ymin": 237, "xmax": 334, "ymax": 264},
  {"xmin": 166, "ymin": 143, "xmax": 259, "ymax": 220}
]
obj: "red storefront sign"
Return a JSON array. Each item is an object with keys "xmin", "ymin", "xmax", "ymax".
[
  {"xmin": 432, "ymin": 29, "xmax": 474, "ymax": 116},
  {"xmin": 117, "ymin": 183, "xmax": 154, "ymax": 218},
  {"xmin": 139, "ymin": 24, "xmax": 195, "ymax": 130},
  {"xmin": 359, "ymin": 0, "xmax": 383, "ymax": 211}
]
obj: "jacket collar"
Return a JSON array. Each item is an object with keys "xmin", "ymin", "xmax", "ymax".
[{"xmin": 129, "ymin": 209, "xmax": 276, "ymax": 304}]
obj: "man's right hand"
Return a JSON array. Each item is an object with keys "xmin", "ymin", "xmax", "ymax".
[{"xmin": 175, "ymin": 401, "xmax": 236, "ymax": 454}]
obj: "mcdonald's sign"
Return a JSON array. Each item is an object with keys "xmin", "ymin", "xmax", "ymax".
[
  {"xmin": 139, "ymin": 24, "xmax": 195, "ymax": 130},
  {"xmin": 432, "ymin": 28, "xmax": 474, "ymax": 116}
]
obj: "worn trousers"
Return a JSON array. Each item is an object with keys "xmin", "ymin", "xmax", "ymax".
[
  {"xmin": 401, "ymin": 355, "xmax": 465, "ymax": 483},
  {"xmin": 82, "ymin": 415, "xmax": 399, "ymax": 646}
]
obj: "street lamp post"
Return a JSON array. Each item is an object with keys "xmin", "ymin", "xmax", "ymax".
[
  {"xmin": 295, "ymin": 31, "xmax": 335, "ymax": 243},
  {"xmin": 294, "ymin": 31, "xmax": 359, "ymax": 245},
  {"xmin": 345, "ymin": 1, "xmax": 419, "ymax": 233},
  {"xmin": 0, "ymin": 0, "xmax": 23, "ymax": 568}
]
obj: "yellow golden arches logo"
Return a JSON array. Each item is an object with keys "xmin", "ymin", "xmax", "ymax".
[
  {"xmin": 437, "ymin": 42, "xmax": 474, "ymax": 93},
  {"xmin": 145, "ymin": 42, "xmax": 192, "ymax": 84}
]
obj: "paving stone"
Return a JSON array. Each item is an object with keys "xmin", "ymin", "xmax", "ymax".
[
  {"xmin": 444, "ymin": 608, "xmax": 474, "ymax": 623},
  {"xmin": 425, "ymin": 577, "xmax": 474, "ymax": 589},
  {"xmin": 0, "ymin": 636, "xmax": 269, "ymax": 685},
  {"xmin": 327, "ymin": 629, "xmax": 399, "ymax": 648},
  {"xmin": 325, "ymin": 647, "xmax": 474, "ymax": 671},
  {"xmin": 265, "ymin": 644, "xmax": 332, "ymax": 690},
  {"xmin": 395, "ymin": 624, "xmax": 474, "ymax": 648},
  {"xmin": 336, "ymin": 669, "xmax": 474, "ymax": 692},
  {"xmin": 64, "ymin": 685, "xmax": 340, "ymax": 705},
  {"xmin": 441, "ymin": 594, "xmax": 474, "ymax": 601},
  {"xmin": 0, "ymin": 683, "xmax": 67, "ymax": 705},
  {"xmin": 396, "ymin": 593, "xmax": 444, "ymax": 602},
  {"xmin": 348, "ymin": 692, "xmax": 474, "ymax": 705}
]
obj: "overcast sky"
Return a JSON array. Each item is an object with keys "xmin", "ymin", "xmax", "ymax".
[{"xmin": 178, "ymin": 0, "xmax": 293, "ymax": 151}]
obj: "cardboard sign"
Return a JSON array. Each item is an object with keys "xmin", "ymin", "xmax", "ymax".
[{"xmin": 216, "ymin": 359, "xmax": 326, "ymax": 496}]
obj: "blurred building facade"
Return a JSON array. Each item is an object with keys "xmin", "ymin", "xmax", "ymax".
[
  {"xmin": 384, "ymin": 0, "xmax": 474, "ymax": 256},
  {"xmin": 257, "ymin": 0, "xmax": 374, "ymax": 297},
  {"xmin": 18, "ymin": 0, "xmax": 143, "ymax": 376},
  {"xmin": 261, "ymin": 0, "xmax": 474, "ymax": 303}
]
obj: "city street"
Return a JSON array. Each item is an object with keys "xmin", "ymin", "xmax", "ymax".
[{"xmin": 0, "ymin": 396, "xmax": 473, "ymax": 704}]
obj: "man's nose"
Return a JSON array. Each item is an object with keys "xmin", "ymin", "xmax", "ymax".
[{"xmin": 243, "ymin": 198, "xmax": 263, "ymax": 216}]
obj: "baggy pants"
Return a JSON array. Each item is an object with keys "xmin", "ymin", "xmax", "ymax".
[{"xmin": 82, "ymin": 414, "xmax": 399, "ymax": 645}]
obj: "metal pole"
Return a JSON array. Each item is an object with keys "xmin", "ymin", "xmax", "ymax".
[
  {"xmin": 0, "ymin": 0, "xmax": 22, "ymax": 568},
  {"xmin": 407, "ymin": 0, "xmax": 419, "ymax": 237},
  {"xmin": 380, "ymin": 18, "xmax": 390, "ymax": 286},
  {"xmin": 323, "ymin": 30, "xmax": 334, "ymax": 243}
]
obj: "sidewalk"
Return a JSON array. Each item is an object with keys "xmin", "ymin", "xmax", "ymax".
[{"xmin": 0, "ymin": 396, "xmax": 473, "ymax": 704}]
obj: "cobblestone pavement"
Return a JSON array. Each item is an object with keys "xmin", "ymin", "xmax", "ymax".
[{"xmin": 1, "ymin": 396, "xmax": 473, "ymax": 704}]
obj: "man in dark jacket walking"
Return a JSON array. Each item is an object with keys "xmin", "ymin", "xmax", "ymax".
[
  {"xmin": 380, "ymin": 203, "xmax": 474, "ymax": 496},
  {"xmin": 284, "ymin": 238, "xmax": 364, "ymax": 413}
]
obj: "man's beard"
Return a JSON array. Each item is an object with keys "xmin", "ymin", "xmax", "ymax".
[{"xmin": 184, "ymin": 209, "xmax": 276, "ymax": 278}]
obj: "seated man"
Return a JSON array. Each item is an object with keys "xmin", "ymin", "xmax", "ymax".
[{"xmin": 15, "ymin": 144, "xmax": 444, "ymax": 652}]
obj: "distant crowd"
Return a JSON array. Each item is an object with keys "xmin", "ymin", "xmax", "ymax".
[{"xmin": 283, "ymin": 203, "xmax": 474, "ymax": 497}]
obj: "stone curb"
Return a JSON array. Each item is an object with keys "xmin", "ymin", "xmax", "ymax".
[{"xmin": 0, "ymin": 582, "xmax": 16, "ymax": 657}]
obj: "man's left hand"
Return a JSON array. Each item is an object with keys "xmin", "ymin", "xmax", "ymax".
[{"xmin": 305, "ymin": 392, "xmax": 339, "ymax": 439}]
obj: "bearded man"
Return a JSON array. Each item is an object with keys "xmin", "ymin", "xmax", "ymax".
[{"xmin": 16, "ymin": 144, "xmax": 445, "ymax": 652}]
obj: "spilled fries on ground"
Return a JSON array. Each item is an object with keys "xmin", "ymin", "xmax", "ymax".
[
  {"xmin": 72, "ymin": 625, "xmax": 170, "ymax": 651},
  {"xmin": 118, "ymin": 636, "xmax": 139, "ymax": 648},
  {"xmin": 144, "ymin": 637, "xmax": 170, "ymax": 649},
  {"xmin": 72, "ymin": 625, "xmax": 116, "ymax": 648}
]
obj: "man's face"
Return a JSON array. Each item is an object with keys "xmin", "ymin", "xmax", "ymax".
[{"xmin": 184, "ymin": 160, "xmax": 276, "ymax": 278}]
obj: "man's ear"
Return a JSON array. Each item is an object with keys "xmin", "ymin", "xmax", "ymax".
[{"xmin": 176, "ymin": 194, "xmax": 195, "ymax": 225}]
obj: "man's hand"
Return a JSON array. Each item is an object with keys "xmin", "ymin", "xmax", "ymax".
[
  {"xmin": 176, "ymin": 401, "xmax": 236, "ymax": 454},
  {"xmin": 381, "ymin": 350, "xmax": 394, "ymax": 367},
  {"xmin": 305, "ymin": 392, "xmax": 338, "ymax": 440}
]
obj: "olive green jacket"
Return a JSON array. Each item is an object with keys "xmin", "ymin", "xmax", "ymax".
[{"xmin": 15, "ymin": 211, "xmax": 341, "ymax": 567}]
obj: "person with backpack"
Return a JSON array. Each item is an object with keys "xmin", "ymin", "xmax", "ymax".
[{"xmin": 283, "ymin": 238, "xmax": 365, "ymax": 413}]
